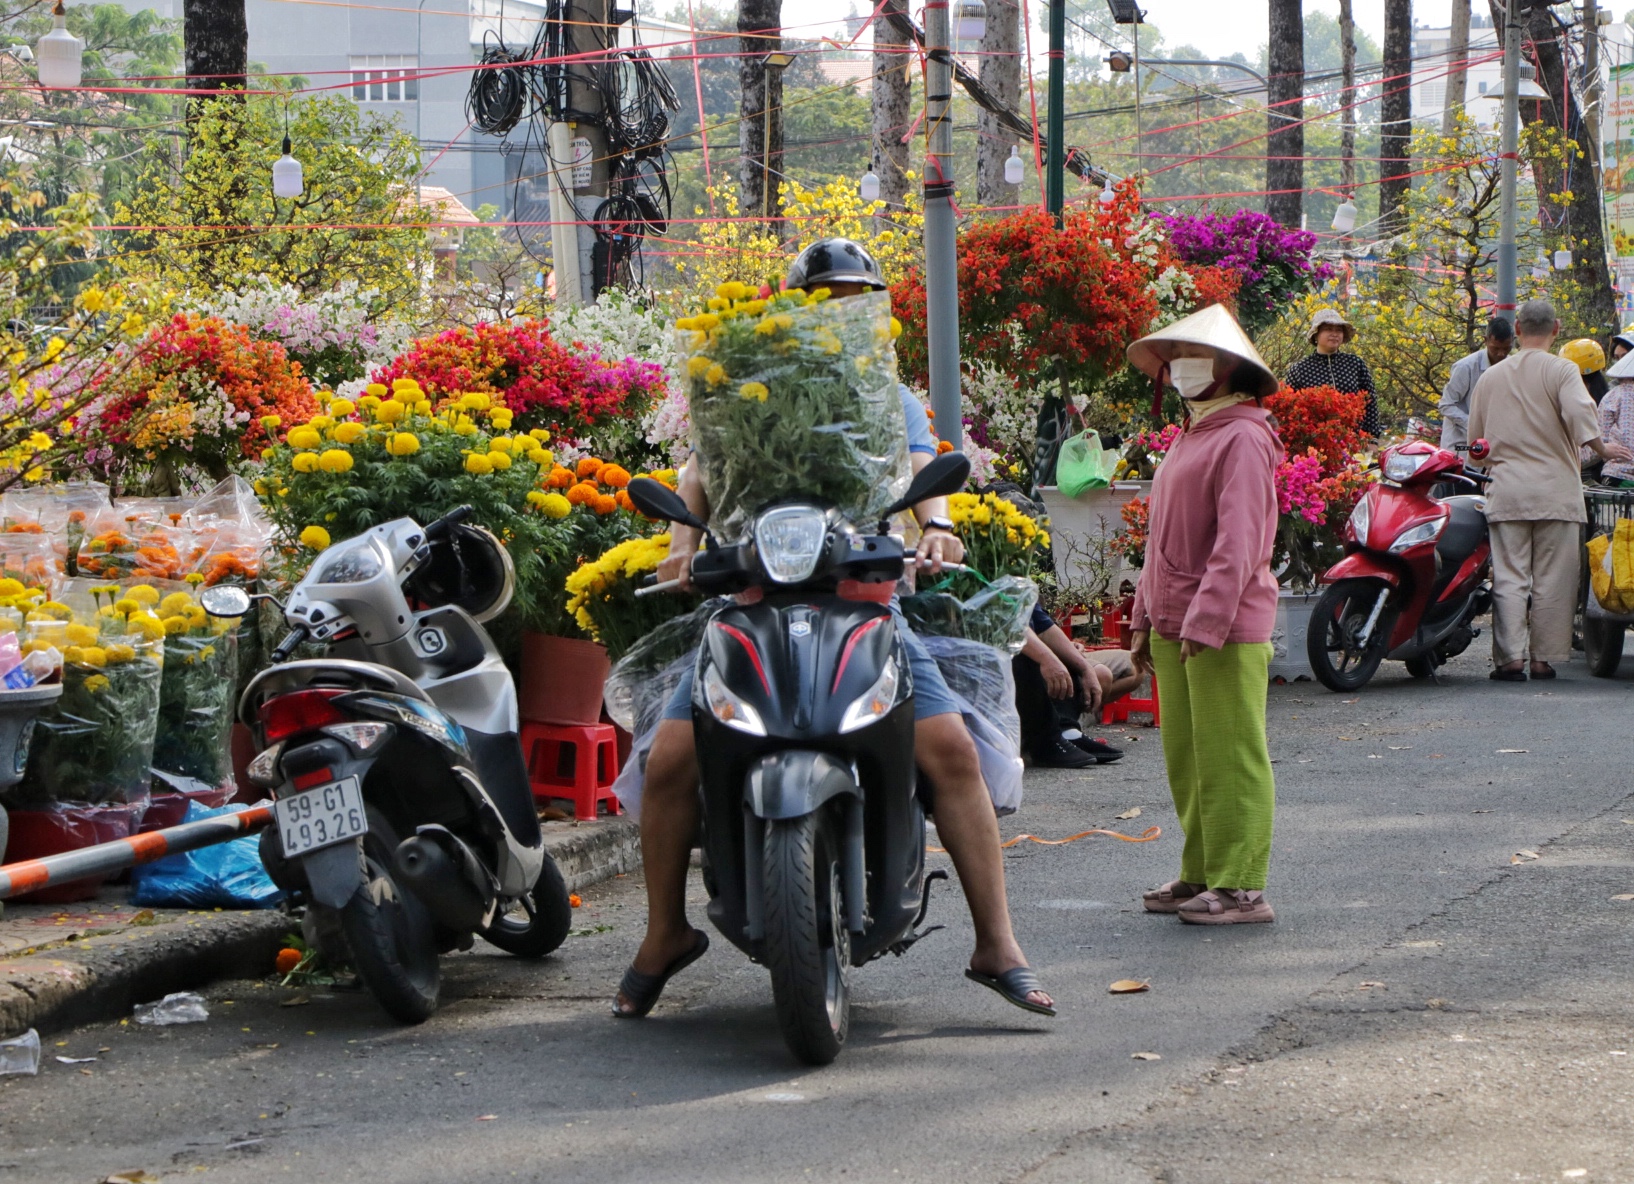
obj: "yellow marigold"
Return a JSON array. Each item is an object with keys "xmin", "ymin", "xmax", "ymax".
[
  {"xmin": 318, "ymin": 449, "xmax": 354, "ymax": 474},
  {"xmin": 739, "ymin": 381, "xmax": 769, "ymax": 403},
  {"xmin": 308, "ymin": 415, "xmax": 335, "ymax": 431},
  {"xmin": 464, "ymin": 452, "xmax": 494, "ymax": 475},
  {"xmin": 392, "ymin": 378, "xmax": 421, "ymax": 393},
  {"xmin": 686, "ymin": 356, "xmax": 712, "ymax": 378},
  {"xmin": 705, "ymin": 363, "xmax": 727, "ymax": 386},
  {"xmin": 0, "ymin": 579, "xmax": 23, "ymax": 598},
  {"xmin": 104, "ymin": 644, "xmax": 136, "ymax": 664},
  {"xmin": 754, "ymin": 318, "xmax": 780, "ymax": 337},
  {"xmin": 260, "ymin": 414, "xmax": 282, "ymax": 430},
  {"xmin": 359, "ymin": 395, "xmax": 381, "ymax": 410},
  {"xmin": 529, "ymin": 428, "xmax": 552, "ymax": 442},
  {"xmin": 83, "ymin": 673, "xmax": 110, "ymax": 693},
  {"xmin": 159, "ymin": 592, "xmax": 193, "ymax": 615},
  {"xmin": 127, "ymin": 612, "xmax": 165, "ymax": 641},
  {"xmin": 385, "ymin": 432, "xmax": 421, "ymax": 456},
  {"xmin": 292, "ymin": 452, "xmax": 320, "ymax": 473},
  {"xmin": 707, "ymin": 296, "xmax": 729, "ymax": 312},
  {"xmin": 526, "ymin": 490, "xmax": 548, "ymax": 508},
  {"xmin": 375, "ymin": 400, "xmax": 406, "ymax": 423},
  {"xmin": 164, "ymin": 616, "xmax": 188, "ymax": 635},
  {"xmin": 334, "ymin": 422, "xmax": 367, "ymax": 445},
  {"xmin": 329, "ymin": 398, "xmax": 356, "ymax": 418},
  {"xmin": 538, "ymin": 492, "xmax": 571, "ymax": 519},
  {"xmin": 460, "ymin": 392, "xmax": 492, "ymax": 411},
  {"xmin": 890, "ymin": 317, "xmax": 904, "ymax": 340},
  {"xmin": 488, "ymin": 437, "xmax": 515, "ymax": 455},
  {"xmin": 489, "ymin": 410, "xmax": 514, "ymax": 430},
  {"xmin": 528, "ymin": 448, "xmax": 553, "ymax": 466},
  {"xmin": 65, "ymin": 623, "xmax": 99, "ymax": 647},
  {"xmin": 126, "ymin": 585, "xmax": 160, "ymax": 606},
  {"xmin": 287, "ymin": 427, "xmax": 323, "ymax": 450},
  {"xmin": 300, "ymin": 525, "xmax": 332, "ymax": 550},
  {"xmin": 694, "ymin": 313, "xmax": 721, "ymax": 331},
  {"xmin": 488, "ymin": 451, "xmax": 513, "ymax": 471},
  {"xmin": 366, "ymin": 383, "xmax": 389, "ymax": 398},
  {"xmin": 454, "ymin": 421, "xmax": 478, "ymax": 437}
]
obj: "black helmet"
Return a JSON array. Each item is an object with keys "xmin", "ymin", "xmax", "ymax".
[{"xmin": 784, "ymin": 237, "xmax": 888, "ymax": 292}]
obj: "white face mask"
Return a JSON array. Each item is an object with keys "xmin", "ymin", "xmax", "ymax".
[{"xmin": 1169, "ymin": 357, "xmax": 1219, "ymax": 399}]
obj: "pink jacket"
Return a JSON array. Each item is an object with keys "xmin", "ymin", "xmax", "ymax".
[{"xmin": 1130, "ymin": 403, "xmax": 1283, "ymax": 649}]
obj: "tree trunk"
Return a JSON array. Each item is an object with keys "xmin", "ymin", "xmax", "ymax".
[
  {"xmin": 976, "ymin": 0, "xmax": 1020, "ymax": 207},
  {"xmin": 1526, "ymin": 5, "xmax": 1618, "ymax": 337},
  {"xmin": 1378, "ymin": 0, "xmax": 1412, "ymax": 229},
  {"xmin": 1441, "ymin": 0, "xmax": 1471, "ymax": 134},
  {"xmin": 738, "ymin": 0, "xmax": 784, "ymax": 225},
  {"xmin": 1265, "ymin": 0, "xmax": 1304, "ymax": 227},
  {"xmin": 183, "ymin": 0, "xmax": 246, "ymax": 95},
  {"xmin": 1339, "ymin": 0, "xmax": 1356, "ymax": 195},
  {"xmin": 872, "ymin": 0, "xmax": 913, "ymax": 214}
]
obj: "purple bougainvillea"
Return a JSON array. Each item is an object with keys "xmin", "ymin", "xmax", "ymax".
[{"xmin": 1152, "ymin": 209, "xmax": 1334, "ymax": 332}]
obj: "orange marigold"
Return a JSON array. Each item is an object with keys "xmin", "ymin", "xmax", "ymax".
[
  {"xmin": 593, "ymin": 493, "xmax": 617, "ymax": 515},
  {"xmin": 576, "ymin": 457, "xmax": 604, "ymax": 480},
  {"xmin": 615, "ymin": 489, "xmax": 635, "ymax": 513},
  {"xmin": 275, "ymin": 947, "xmax": 302, "ymax": 975},
  {"xmin": 566, "ymin": 481, "xmax": 600, "ymax": 506},
  {"xmin": 545, "ymin": 466, "xmax": 576, "ymax": 489},
  {"xmin": 598, "ymin": 463, "xmax": 631, "ymax": 488}
]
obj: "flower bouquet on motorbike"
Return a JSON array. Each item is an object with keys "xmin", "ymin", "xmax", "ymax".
[
  {"xmin": 676, "ymin": 282, "xmax": 910, "ymax": 541},
  {"xmin": 900, "ymin": 491, "xmax": 1044, "ymax": 653}
]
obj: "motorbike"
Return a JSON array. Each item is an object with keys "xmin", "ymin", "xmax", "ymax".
[
  {"xmin": 1306, "ymin": 439, "xmax": 1494, "ymax": 692},
  {"xmin": 624, "ymin": 452, "xmax": 971, "ymax": 1066},
  {"xmin": 199, "ymin": 506, "xmax": 571, "ymax": 1023}
]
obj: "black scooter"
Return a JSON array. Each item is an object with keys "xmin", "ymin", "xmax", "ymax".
[{"xmin": 626, "ymin": 452, "xmax": 970, "ymax": 1065}]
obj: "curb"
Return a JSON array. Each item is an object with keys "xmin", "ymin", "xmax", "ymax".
[{"xmin": 0, "ymin": 815, "xmax": 642, "ymax": 1040}]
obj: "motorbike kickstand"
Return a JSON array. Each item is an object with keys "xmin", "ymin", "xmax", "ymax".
[{"xmin": 887, "ymin": 870, "xmax": 948, "ymax": 957}]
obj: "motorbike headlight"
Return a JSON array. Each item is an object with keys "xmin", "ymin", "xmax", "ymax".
[
  {"xmin": 1389, "ymin": 518, "xmax": 1445, "ymax": 554},
  {"xmin": 1347, "ymin": 495, "xmax": 1372, "ymax": 546},
  {"xmin": 755, "ymin": 505, "xmax": 827, "ymax": 584},
  {"xmin": 1382, "ymin": 450, "xmax": 1428, "ymax": 484},
  {"xmin": 314, "ymin": 540, "xmax": 384, "ymax": 585},
  {"xmin": 840, "ymin": 656, "xmax": 900, "ymax": 734},
  {"xmin": 702, "ymin": 663, "xmax": 767, "ymax": 736}
]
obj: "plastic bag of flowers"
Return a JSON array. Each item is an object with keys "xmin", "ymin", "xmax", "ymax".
[
  {"xmin": 675, "ymin": 284, "xmax": 910, "ymax": 543},
  {"xmin": 148, "ymin": 583, "xmax": 240, "ymax": 788},
  {"xmin": 899, "ymin": 573, "xmax": 1038, "ymax": 655},
  {"xmin": 917, "ymin": 634, "xmax": 1023, "ymax": 814},
  {"xmin": 564, "ymin": 533, "xmax": 700, "ymax": 662},
  {"xmin": 8, "ymin": 583, "xmax": 165, "ymax": 808}
]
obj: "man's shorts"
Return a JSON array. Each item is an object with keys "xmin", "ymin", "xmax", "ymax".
[
  {"xmin": 660, "ymin": 607, "xmax": 963, "ymax": 723},
  {"xmin": 1085, "ymin": 647, "xmax": 1136, "ymax": 681}
]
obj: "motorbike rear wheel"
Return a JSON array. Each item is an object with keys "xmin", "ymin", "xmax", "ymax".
[
  {"xmin": 481, "ymin": 853, "xmax": 573, "ymax": 958},
  {"xmin": 1307, "ymin": 579, "xmax": 1396, "ymax": 693},
  {"xmin": 341, "ymin": 808, "xmax": 441, "ymax": 1024},
  {"xmin": 763, "ymin": 809, "xmax": 851, "ymax": 1066}
]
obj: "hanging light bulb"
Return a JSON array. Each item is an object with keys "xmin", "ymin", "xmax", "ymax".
[
  {"xmin": 1098, "ymin": 177, "xmax": 1116, "ymax": 205},
  {"xmin": 1331, "ymin": 197, "xmax": 1357, "ymax": 235},
  {"xmin": 859, "ymin": 169, "xmax": 880, "ymax": 202},
  {"xmin": 35, "ymin": 0, "xmax": 82, "ymax": 90},
  {"xmin": 955, "ymin": 0, "xmax": 987, "ymax": 42},
  {"xmin": 273, "ymin": 134, "xmax": 304, "ymax": 199},
  {"xmin": 1004, "ymin": 144, "xmax": 1023, "ymax": 186},
  {"xmin": 1553, "ymin": 247, "xmax": 1573, "ymax": 270}
]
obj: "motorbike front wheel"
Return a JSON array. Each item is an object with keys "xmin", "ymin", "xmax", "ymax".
[
  {"xmin": 1584, "ymin": 617, "xmax": 1626, "ymax": 678},
  {"xmin": 763, "ymin": 809, "xmax": 851, "ymax": 1066},
  {"xmin": 482, "ymin": 853, "xmax": 573, "ymax": 958},
  {"xmin": 340, "ymin": 808, "xmax": 441, "ymax": 1024},
  {"xmin": 1307, "ymin": 579, "xmax": 1396, "ymax": 693}
]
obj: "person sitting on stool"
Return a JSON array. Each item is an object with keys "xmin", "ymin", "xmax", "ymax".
[{"xmin": 1013, "ymin": 603, "xmax": 1136, "ymax": 768}]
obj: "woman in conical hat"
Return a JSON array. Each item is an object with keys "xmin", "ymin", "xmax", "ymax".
[{"xmin": 1125, "ymin": 303, "xmax": 1284, "ymax": 926}]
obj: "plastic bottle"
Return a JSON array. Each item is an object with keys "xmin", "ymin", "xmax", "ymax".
[
  {"xmin": 0, "ymin": 1028, "xmax": 40, "ymax": 1076},
  {"xmin": 133, "ymin": 992, "xmax": 209, "ymax": 1026},
  {"xmin": 0, "ymin": 632, "xmax": 21, "ymax": 681},
  {"xmin": 16, "ymin": 646, "xmax": 61, "ymax": 687}
]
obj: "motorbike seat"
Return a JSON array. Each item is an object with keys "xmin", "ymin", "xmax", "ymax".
[{"xmin": 1435, "ymin": 495, "xmax": 1487, "ymax": 568}]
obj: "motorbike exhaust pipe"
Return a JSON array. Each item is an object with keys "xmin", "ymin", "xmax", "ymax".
[{"xmin": 394, "ymin": 834, "xmax": 489, "ymax": 932}]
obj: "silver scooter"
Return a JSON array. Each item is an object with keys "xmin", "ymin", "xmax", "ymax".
[{"xmin": 202, "ymin": 506, "xmax": 570, "ymax": 1023}]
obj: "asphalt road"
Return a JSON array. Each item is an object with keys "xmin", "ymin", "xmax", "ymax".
[{"xmin": 5, "ymin": 644, "xmax": 1633, "ymax": 1183}]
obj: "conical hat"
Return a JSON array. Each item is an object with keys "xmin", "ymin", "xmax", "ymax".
[{"xmin": 1126, "ymin": 303, "xmax": 1278, "ymax": 398}]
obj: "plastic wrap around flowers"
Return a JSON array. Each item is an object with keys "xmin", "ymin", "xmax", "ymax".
[{"xmin": 676, "ymin": 283, "xmax": 910, "ymax": 543}]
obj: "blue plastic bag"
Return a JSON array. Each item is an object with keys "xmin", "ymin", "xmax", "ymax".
[{"xmin": 130, "ymin": 801, "xmax": 284, "ymax": 909}]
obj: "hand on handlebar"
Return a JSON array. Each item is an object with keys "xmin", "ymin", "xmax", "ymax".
[
  {"xmin": 915, "ymin": 529, "xmax": 964, "ymax": 576},
  {"xmin": 655, "ymin": 548, "xmax": 694, "ymax": 593}
]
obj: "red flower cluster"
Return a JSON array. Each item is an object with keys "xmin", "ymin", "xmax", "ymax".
[
  {"xmin": 1265, "ymin": 384, "xmax": 1367, "ymax": 473},
  {"xmin": 372, "ymin": 320, "xmax": 665, "ymax": 439}
]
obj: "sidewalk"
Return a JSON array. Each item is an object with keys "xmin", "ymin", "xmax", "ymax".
[{"xmin": 0, "ymin": 815, "xmax": 638, "ymax": 1040}]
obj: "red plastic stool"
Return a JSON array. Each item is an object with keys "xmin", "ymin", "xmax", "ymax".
[
  {"xmin": 519, "ymin": 721, "xmax": 621, "ymax": 821},
  {"xmin": 1102, "ymin": 669, "xmax": 1160, "ymax": 727}
]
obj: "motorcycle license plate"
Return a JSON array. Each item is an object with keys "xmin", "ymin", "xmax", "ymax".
[{"xmin": 275, "ymin": 777, "xmax": 367, "ymax": 857}]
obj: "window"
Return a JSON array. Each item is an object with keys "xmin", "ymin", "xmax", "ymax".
[
  {"xmin": 1478, "ymin": 81, "xmax": 1488, "ymax": 95},
  {"xmin": 350, "ymin": 55, "xmax": 418, "ymax": 103}
]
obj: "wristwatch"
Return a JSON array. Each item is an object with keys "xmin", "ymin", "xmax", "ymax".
[{"xmin": 922, "ymin": 515, "xmax": 955, "ymax": 533}]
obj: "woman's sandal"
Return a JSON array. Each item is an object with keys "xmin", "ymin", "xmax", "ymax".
[
  {"xmin": 1142, "ymin": 879, "xmax": 1206, "ymax": 913},
  {"xmin": 611, "ymin": 930, "xmax": 710, "ymax": 1018},
  {"xmin": 965, "ymin": 966, "xmax": 1057, "ymax": 1017}
]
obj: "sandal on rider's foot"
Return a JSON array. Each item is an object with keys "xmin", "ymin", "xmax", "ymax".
[
  {"xmin": 1142, "ymin": 879, "xmax": 1205, "ymax": 914},
  {"xmin": 1530, "ymin": 664, "xmax": 1557, "ymax": 680},
  {"xmin": 1177, "ymin": 888, "xmax": 1275, "ymax": 926},
  {"xmin": 611, "ymin": 930, "xmax": 709, "ymax": 1018},
  {"xmin": 1489, "ymin": 668, "xmax": 1527, "ymax": 682},
  {"xmin": 965, "ymin": 966, "xmax": 1057, "ymax": 1017}
]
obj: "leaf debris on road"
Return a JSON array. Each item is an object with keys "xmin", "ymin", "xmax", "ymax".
[
  {"xmin": 1512, "ymin": 850, "xmax": 1541, "ymax": 863},
  {"xmin": 1114, "ymin": 807, "xmax": 1141, "ymax": 820},
  {"xmin": 1131, "ymin": 1051, "xmax": 1162, "ymax": 1061},
  {"xmin": 1109, "ymin": 979, "xmax": 1150, "ymax": 994}
]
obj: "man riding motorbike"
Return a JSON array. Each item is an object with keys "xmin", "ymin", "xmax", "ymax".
[{"xmin": 611, "ymin": 238, "xmax": 1055, "ymax": 1020}]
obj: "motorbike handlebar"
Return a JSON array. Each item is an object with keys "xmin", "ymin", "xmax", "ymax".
[
  {"xmin": 635, "ymin": 577, "xmax": 684, "ymax": 598},
  {"xmin": 271, "ymin": 626, "xmax": 310, "ymax": 663},
  {"xmin": 425, "ymin": 505, "xmax": 476, "ymax": 541}
]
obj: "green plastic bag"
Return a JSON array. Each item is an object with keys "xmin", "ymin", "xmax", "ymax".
[{"xmin": 1056, "ymin": 431, "xmax": 1116, "ymax": 497}]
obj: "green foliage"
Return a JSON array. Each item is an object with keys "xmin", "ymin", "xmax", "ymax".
[{"xmin": 116, "ymin": 94, "xmax": 427, "ymax": 311}]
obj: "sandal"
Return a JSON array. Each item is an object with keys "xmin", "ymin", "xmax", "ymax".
[
  {"xmin": 965, "ymin": 966, "xmax": 1057, "ymax": 1017},
  {"xmin": 611, "ymin": 930, "xmax": 710, "ymax": 1018},
  {"xmin": 1177, "ymin": 888, "xmax": 1275, "ymax": 926},
  {"xmin": 1530, "ymin": 664, "xmax": 1557, "ymax": 680},
  {"xmin": 1142, "ymin": 879, "xmax": 1205, "ymax": 913},
  {"xmin": 1489, "ymin": 668, "xmax": 1527, "ymax": 682}
]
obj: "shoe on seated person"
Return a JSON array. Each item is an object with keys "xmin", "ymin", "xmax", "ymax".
[
  {"xmin": 1070, "ymin": 736, "xmax": 1124, "ymax": 763},
  {"xmin": 1031, "ymin": 733, "xmax": 1095, "ymax": 769}
]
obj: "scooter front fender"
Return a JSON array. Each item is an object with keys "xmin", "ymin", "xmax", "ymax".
[
  {"xmin": 300, "ymin": 838, "xmax": 364, "ymax": 909},
  {"xmin": 745, "ymin": 750, "xmax": 859, "ymax": 820},
  {"xmin": 1321, "ymin": 551, "xmax": 1404, "ymax": 588}
]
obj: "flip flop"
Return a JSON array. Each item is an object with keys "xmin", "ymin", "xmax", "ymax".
[
  {"xmin": 612, "ymin": 930, "xmax": 710, "ymax": 1019},
  {"xmin": 1489, "ymin": 668, "xmax": 1527, "ymax": 682},
  {"xmin": 965, "ymin": 966, "xmax": 1057, "ymax": 1017},
  {"xmin": 1530, "ymin": 665, "xmax": 1557, "ymax": 680}
]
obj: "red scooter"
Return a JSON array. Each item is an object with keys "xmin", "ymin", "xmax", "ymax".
[{"xmin": 1307, "ymin": 440, "xmax": 1493, "ymax": 691}]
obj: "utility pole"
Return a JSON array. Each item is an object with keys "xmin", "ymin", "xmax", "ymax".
[
  {"xmin": 552, "ymin": 0, "xmax": 613, "ymax": 301},
  {"xmin": 1442, "ymin": 0, "xmax": 1471, "ymax": 134},
  {"xmin": 924, "ymin": 0, "xmax": 961, "ymax": 447},
  {"xmin": 1495, "ymin": 3, "xmax": 1520, "ymax": 325},
  {"xmin": 1340, "ymin": 0, "xmax": 1356, "ymax": 203},
  {"xmin": 1045, "ymin": 0, "xmax": 1066, "ymax": 219},
  {"xmin": 1584, "ymin": 1, "xmax": 1602, "ymax": 156}
]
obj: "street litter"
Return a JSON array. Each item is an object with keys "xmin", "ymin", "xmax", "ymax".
[
  {"xmin": 1512, "ymin": 850, "xmax": 1541, "ymax": 864},
  {"xmin": 1358, "ymin": 981, "xmax": 1387, "ymax": 990},
  {"xmin": 134, "ymin": 992, "xmax": 209, "ymax": 1026},
  {"xmin": 0, "ymin": 1028, "xmax": 41, "ymax": 1076},
  {"xmin": 280, "ymin": 993, "xmax": 311, "ymax": 1007},
  {"xmin": 55, "ymin": 1054, "xmax": 97, "ymax": 1064},
  {"xmin": 103, "ymin": 1173, "xmax": 159, "ymax": 1184},
  {"xmin": 1496, "ymin": 748, "xmax": 1529, "ymax": 754},
  {"xmin": 1114, "ymin": 807, "xmax": 1141, "ymax": 820},
  {"xmin": 1109, "ymin": 979, "xmax": 1150, "ymax": 994},
  {"xmin": 1131, "ymin": 1051, "xmax": 1161, "ymax": 1060},
  {"xmin": 1612, "ymin": 894, "xmax": 1634, "ymax": 901}
]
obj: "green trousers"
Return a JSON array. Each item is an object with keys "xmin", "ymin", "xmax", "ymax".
[{"xmin": 1149, "ymin": 634, "xmax": 1276, "ymax": 891}]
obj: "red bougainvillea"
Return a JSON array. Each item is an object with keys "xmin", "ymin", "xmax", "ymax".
[
  {"xmin": 372, "ymin": 320, "xmax": 666, "ymax": 439},
  {"xmin": 1265, "ymin": 384, "xmax": 1367, "ymax": 473}
]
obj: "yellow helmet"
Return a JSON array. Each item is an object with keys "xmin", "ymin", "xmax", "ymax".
[{"xmin": 1561, "ymin": 337, "xmax": 1606, "ymax": 374}]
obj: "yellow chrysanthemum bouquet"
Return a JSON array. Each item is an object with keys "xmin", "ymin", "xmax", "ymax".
[
  {"xmin": 564, "ymin": 533, "xmax": 699, "ymax": 661},
  {"xmin": 676, "ymin": 283, "xmax": 910, "ymax": 541},
  {"xmin": 900, "ymin": 492, "xmax": 1047, "ymax": 654}
]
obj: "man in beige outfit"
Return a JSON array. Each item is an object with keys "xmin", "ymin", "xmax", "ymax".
[{"xmin": 1467, "ymin": 299, "xmax": 1633, "ymax": 680}]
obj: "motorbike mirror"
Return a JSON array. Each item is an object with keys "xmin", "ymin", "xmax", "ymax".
[
  {"xmin": 627, "ymin": 477, "xmax": 708, "ymax": 533},
  {"xmin": 198, "ymin": 584, "xmax": 252, "ymax": 618},
  {"xmin": 1467, "ymin": 438, "xmax": 1491, "ymax": 462},
  {"xmin": 879, "ymin": 451, "xmax": 972, "ymax": 523}
]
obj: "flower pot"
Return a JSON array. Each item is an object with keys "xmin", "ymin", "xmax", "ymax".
[
  {"xmin": 0, "ymin": 683, "xmax": 62, "ymax": 793},
  {"xmin": 519, "ymin": 632, "xmax": 611, "ymax": 725},
  {"xmin": 1269, "ymin": 589, "xmax": 1320, "ymax": 683},
  {"xmin": 1040, "ymin": 482, "xmax": 1151, "ymax": 595}
]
